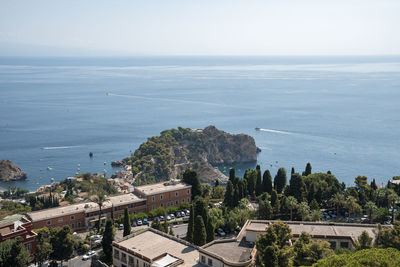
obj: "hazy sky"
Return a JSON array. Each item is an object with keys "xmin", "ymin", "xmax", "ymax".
[{"xmin": 0, "ymin": 0, "xmax": 399, "ymax": 56}]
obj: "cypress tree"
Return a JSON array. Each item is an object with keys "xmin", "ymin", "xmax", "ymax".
[
  {"xmin": 193, "ymin": 216, "xmax": 206, "ymax": 246},
  {"xmin": 256, "ymin": 165, "xmax": 262, "ymax": 196},
  {"xmin": 183, "ymin": 169, "xmax": 201, "ymax": 200},
  {"xmin": 371, "ymin": 179, "xmax": 377, "ymax": 191},
  {"xmin": 303, "ymin": 163, "xmax": 312, "ymax": 176},
  {"xmin": 102, "ymin": 219, "xmax": 114, "ymax": 264},
  {"xmin": 186, "ymin": 205, "xmax": 194, "ymax": 243},
  {"xmin": 271, "ymin": 189, "xmax": 278, "ymax": 207},
  {"xmin": 123, "ymin": 208, "xmax": 131, "ymax": 237},
  {"xmin": 215, "ymin": 179, "xmax": 219, "ymax": 187},
  {"xmin": 233, "ymin": 184, "xmax": 240, "ymax": 207},
  {"xmin": 206, "ymin": 218, "xmax": 215, "ymax": 243},
  {"xmin": 194, "ymin": 197, "xmax": 208, "ymax": 224},
  {"xmin": 247, "ymin": 170, "xmax": 257, "ymax": 197},
  {"xmin": 289, "ymin": 173, "xmax": 305, "ymax": 202},
  {"xmin": 262, "ymin": 170, "xmax": 273, "ymax": 194},
  {"xmin": 162, "ymin": 210, "xmax": 168, "ymax": 233},
  {"xmin": 224, "ymin": 181, "xmax": 234, "ymax": 207},
  {"xmin": 291, "ymin": 167, "xmax": 295, "ymax": 175},
  {"xmin": 229, "ymin": 168, "xmax": 235, "ymax": 182},
  {"xmin": 274, "ymin": 168, "xmax": 287, "ymax": 194}
]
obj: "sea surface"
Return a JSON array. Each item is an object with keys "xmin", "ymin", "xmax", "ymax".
[{"xmin": 1, "ymin": 56, "xmax": 400, "ymax": 191}]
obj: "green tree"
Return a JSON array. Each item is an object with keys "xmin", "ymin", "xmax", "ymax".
[
  {"xmin": 212, "ymin": 186, "xmax": 226, "ymax": 199},
  {"xmin": 310, "ymin": 199, "xmax": 320, "ymax": 211},
  {"xmin": 289, "ymin": 173, "xmax": 305, "ymax": 202},
  {"xmin": 388, "ymin": 192, "xmax": 399, "ymax": 224},
  {"xmin": 259, "ymin": 198, "xmax": 273, "ymax": 219},
  {"xmin": 310, "ymin": 210, "xmax": 322, "ymax": 221},
  {"xmin": 271, "ymin": 189, "xmax": 278, "ymax": 206},
  {"xmin": 93, "ymin": 192, "xmax": 107, "ymax": 231},
  {"xmin": 274, "ymin": 168, "xmax": 287, "ymax": 194},
  {"xmin": 193, "ymin": 215, "xmax": 207, "ymax": 246},
  {"xmin": 169, "ymin": 226, "xmax": 174, "ymax": 236},
  {"xmin": 9, "ymin": 237, "xmax": 30, "ymax": 267},
  {"xmin": 298, "ymin": 201, "xmax": 310, "ymax": 221},
  {"xmin": 229, "ymin": 168, "xmax": 235, "ymax": 182},
  {"xmin": 345, "ymin": 196, "xmax": 359, "ymax": 218},
  {"xmin": 331, "ymin": 193, "xmax": 344, "ymax": 216},
  {"xmin": 151, "ymin": 217, "xmax": 162, "ymax": 231},
  {"xmin": 365, "ymin": 201, "xmax": 377, "ymax": 224},
  {"xmin": 50, "ymin": 226, "xmax": 74, "ymax": 266},
  {"xmin": 194, "ymin": 197, "xmax": 208, "ymax": 224},
  {"xmin": 303, "ymin": 162, "xmax": 312, "ymax": 176},
  {"xmin": 183, "ymin": 169, "xmax": 201, "ymax": 200},
  {"xmin": 215, "ymin": 179, "xmax": 220, "ymax": 187},
  {"xmin": 206, "ymin": 218, "xmax": 215, "ymax": 243},
  {"xmin": 354, "ymin": 231, "xmax": 372, "ymax": 250},
  {"xmin": 256, "ymin": 222, "xmax": 293, "ymax": 267},
  {"xmin": 186, "ymin": 205, "xmax": 194, "ymax": 243},
  {"xmin": 256, "ymin": 165, "xmax": 263, "ymax": 196},
  {"xmin": 102, "ymin": 219, "xmax": 114, "ymax": 264},
  {"xmin": 286, "ymin": 196, "xmax": 298, "ymax": 221},
  {"xmin": 162, "ymin": 210, "xmax": 169, "ymax": 233},
  {"xmin": 262, "ymin": 170, "xmax": 273, "ymax": 194},
  {"xmin": 123, "ymin": 207, "xmax": 131, "ymax": 237},
  {"xmin": 34, "ymin": 227, "xmax": 52, "ymax": 267},
  {"xmin": 224, "ymin": 181, "xmax": 234, "ymax": 207}
]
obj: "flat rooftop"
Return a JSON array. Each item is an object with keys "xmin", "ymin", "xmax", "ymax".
[
  {"xmin": 115, "ymin": 229, "xmax": 199, "ymax": 266},
  {"xmin": 135, "ymin": 180, "xmax": 191, "ymax": 196},
  {"xmin": 28, "ymin": 193, "xmax": 144, "ymax": 222},
  {"xmin": 245, "ymin": 220, "xmax": 378, "ymax": 241},
  {"xmin": 201, "ymin": 238, "xmax": 254, "ymax": 263}
]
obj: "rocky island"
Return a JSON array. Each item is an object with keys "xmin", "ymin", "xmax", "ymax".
[
  {"xmin": 0, "ymin": 160, "xmax": 27, "ymax": 181},
  {"xmin": 123, "ymin": 126, "xmax": 258, "ymax": 185}
]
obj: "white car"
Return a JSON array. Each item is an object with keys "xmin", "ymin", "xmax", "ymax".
[
  {"xmin": 82, "ymin": 250, "xmax": 97, "ymax": 260},
  {"xmin": 137, "ymin": 220, "xmax": 143, "ymax": 226}
]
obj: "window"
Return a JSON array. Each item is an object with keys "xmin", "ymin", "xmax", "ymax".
[
  {"xmin": 187, "ymin": 198, "xmax": 190, "ymax": 203},
  {"xmin": 114, "ymin": 249, "xmax": 120, "ymax": 259},
  {"xmin": 78, "ymin": 222, "xmax": 81, "ymax": 228},
  {"xmin": 58, "ymin": 218, "xmax": 63, "ymax": 223},
  {"xmin": 201, "ymin": 256, "xmax": 206, "ymax": 263},
  {"xmin": 70, "ymin": 215, "xmax": 75, "ymax": 220},
  {"xmin": 161, "ymin": 203, "xmax": 163, "ymax": 207},
  {"xmin": 152, "ymin": 205, "xmax": 155, "ymax": 210},
  {"xmin": 152, "ymin": 196, "xmax": 155, "ymax": 202},
  {"xmin": 71, "ymin": 223, "xmax": 74, "ymax": 229},
  {"xmin": 129, "ymin": 256, "xmax": 134, "ymax": 265},
  {"xmin": 208, "ymin": 258, "xmax": 213, "ymax": 266},
  {"xmin": 329, "ymin": 241, "xmax": 337, "ymax": 249},
  {"xmin": 175, "ymin": 192, "xmax": 179, "ymax": 197},
  {"xmin": 175, "ymin": 200, "xmax": 178, "ymax": 205},
  {"xmin": 47, "ymin": 220, "xmax": 51, "ymax": 225},
  {"xmin": 86, "ymin": 213, "xmax": 90, "ymax": 217},
  {"xmin": 121, "ymin": 252, "xmax": 127, "ymax": 263},
  {"xmin": 182, "ymin": 199, "xmax": 185, "ymax": 202},
  {"xmin": 340, "ymin": 242, "xmax": 349, "ymax": 248},
  {"xmin": 115, "ymin": 207, "xmax": 118, "ymax": 211},
  {"xmin": 130, "ymin": 203, "xmax": 134, "ymax": 208},
  {"xmin": 187, "ymin": 189, "xmax": 190, "ymax": 195},
  {"xmin": 26, "ymin": 243, "xmax": 32, "ymax": 251},
  {"xmin": 160, "ymin": 194, "xmax": 163, "ymax": 200}
]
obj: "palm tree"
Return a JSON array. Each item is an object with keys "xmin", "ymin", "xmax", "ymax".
[
  {"xmin": 298, "ymin": 201, "xmax": 310, "ymax": 221},
  {"xmin": 345, "ymin": 196, "xmax": 358, "ymax": 218},
  {"xmin": 286, "ymin": 196, "xmax": 298, "ymax": 221},
  {"xmin": 93, "ymin": 192, "xmax": 108, "ymax": 231},
  {"xmin": 365, "ymin": 201, "xmax": 377, "ymax": 223},
  {"xmin": 310, "ymin": 209, "xmax": 322, "ymax": 221},
  {"xmin": 332, "ymin": 193, "xmax": 345, "ymax": 216},
  {"xmin": 388, "ymin": 192, "xmax": 399, "ymax": 224}
]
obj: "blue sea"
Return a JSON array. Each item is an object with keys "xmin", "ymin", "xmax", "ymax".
[{"xmin": 1, "ymin": 56, "xmax": 400, "ymax": 191}]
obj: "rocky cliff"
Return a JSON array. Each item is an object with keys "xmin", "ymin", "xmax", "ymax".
[
  {"xmin": 0, "ymin": 160, "xmax": 27, "ymax": 181},
  {"xmin": 126, "ymin": 126, "xmax": 258, "ymax": 184}
]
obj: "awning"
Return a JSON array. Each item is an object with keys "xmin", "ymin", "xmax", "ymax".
[
  {"xmin": 89, "ymin": 216, "xmax": 106, "ymax": 223},
  {"xmin": 151, "ymin": 254, "xmax": 180, "ymax": 267}
]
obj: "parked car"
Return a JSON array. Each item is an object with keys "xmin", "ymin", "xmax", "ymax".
[
  {"xmin": 132, "ymin": 221, "xmax": 137, "ymax": 227},
  {"xmin": 82, "ymin": 251, "xmax": 97, "ymax": 261},
  {"xmin": 143, "ymin": 218, "xmax": 148, "ymax": 225},
  {"xmin": 166, "ymin": 215, "xmax": 171, "ymax": 221},
  {"xmin": 118, "ymin": 224, "xmax": 124, "ymax": 230},
  {"xmin": 185, "ymin": 210, "xmax": 190, "ymax": 216},
  {"xmin": 91, "ymin": 234, "xmax": 102, "ymax": 241},
  {"xmin": 175, "ymin": 212, "xmax": 181, "ymax": 218},
  {"xmin": 137, "ymin": 220, "xmax": 143, "ymax": 226},
  {"xmin": 170, "ymin": 214, "xmax": 175, "ymax": 220},
  {"xmin": 217, "ymin": 228, "xmax": 226, "ymax": 237},
  {"xmin": 160, "ymin": 215, "xmax": 165, "ymax": 221}
]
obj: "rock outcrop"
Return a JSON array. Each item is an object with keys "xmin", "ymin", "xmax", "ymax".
[
  {"xmin": 0, "ymin": 160, "xmax": 27, "ymax": 181},
  {"xmin": 125, "ymin": 126, "xmax": 258, "ymax": 184}
]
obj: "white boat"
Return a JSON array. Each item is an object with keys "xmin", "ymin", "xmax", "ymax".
[{"xmin": 255, "ymin": 127, "xmax": 261, "ymax": 131}]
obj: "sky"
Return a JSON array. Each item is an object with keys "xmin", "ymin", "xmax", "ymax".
[{"xmin": 0, "ymin": 0, "xmax": 399, "ymax": 56}]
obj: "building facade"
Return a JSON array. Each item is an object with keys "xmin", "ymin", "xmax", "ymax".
[{"xmin": 0, "ymin": 215, "xmax": 37, "ymax": 255}]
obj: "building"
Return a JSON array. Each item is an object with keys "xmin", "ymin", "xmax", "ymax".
[
  {"xmin": 242, "ymin": 220, "xmax": 379, "ymax": 249},
  {"xmin": 27, "ymin": 180, "xmax": 191, "ymax": 230},
  {"xmin": 27, "ymin": 193, "xmax": 147, "ymax": 230},
  {"xmin": 0, "ymin": 215, "xmax": 37, "ymax": 255},
  {"xmin": 134, "ymin": 180, "xmax": 192, "ymax": 212},
  {"xmin": 113, "ymin": 228, "xmax": 200, "ymax": 267}
]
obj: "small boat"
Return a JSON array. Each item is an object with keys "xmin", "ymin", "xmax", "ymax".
[
  {"xmin": 104, "ymin": 161, "xmax": 107, "ymax": 165},
  {"xmin": 255, "ymin": 127, "xmax": 260, "ymax": 131},
  {"xmin": 47, "ymin": 166, "xmax": 52, "ymax": 171}
]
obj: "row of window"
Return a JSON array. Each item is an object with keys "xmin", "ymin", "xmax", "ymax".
[
  {"xmin": 151, "ymin": 190, "xmax": 191, "ymax": 202},
  {"xmin": 151, "ymin": 198, "xmax": 190, "ymax": 210},
  {"xmin": 114, "ymin": 249, "xmax": 150, "ymax": 267},
  {"xmin": 46, "ymin": 219, "xmax": 81, "ymax": 228},
  {"xmin": 329, "ymin": 241, "xmax": 349, "ymax": 249}
]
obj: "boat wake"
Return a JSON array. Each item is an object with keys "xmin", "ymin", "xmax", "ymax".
[
  {"xmin": 258, "ymin": 128, "xmax": 292, "ymax": 135},
  {"xmin": 41, "ymin": 146, "xmax": 80, "ymax": 150}
]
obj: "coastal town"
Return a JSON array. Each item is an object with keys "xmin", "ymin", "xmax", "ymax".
[{"xmin": 1, "ymin": 155, "xmax": 400, "ymax": 266}]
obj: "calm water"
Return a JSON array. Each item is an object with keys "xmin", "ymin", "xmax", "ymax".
[{"xmin": 1, "ymin": 56, "xmax": 400, "ymax": 191}]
